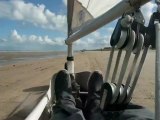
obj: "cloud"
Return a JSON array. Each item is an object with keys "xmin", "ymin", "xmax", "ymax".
[
  {"xmin": 0, "ymin": 28, "xmax": 111, "ymax": 51},
  {"xmin": 141, "ymin": 2, "xmax": 156, "ymax": 25},
  {"xmin": 0, "ymin": 29, "xmax": 67, "ymax": 51},
  {"xmin": 74, "ymin": 30, "xmax": 111, "ymax": 50},
  {"xmin": 0, "ymin": 0, "xmax": 67, "ymax": 31},
  {"xmin": 106, "ymin": 27, "xmax": 114, "ymax": 34},
  {"xmin": 63, "ymin": 0, "xmax": 67, "ymax": 6},
  {"xmin": 11, "ymin": 30, "xmax": 23, "ymax": 42},
  {"xmin": 10, "ymin": 29, "xmax": 65, "ymax": 46},
  {"xmin": 0, "ymin": 0, "xmax": 156, "ymax": 51},
  {"xmin": 0, "ymin": 38, "xmax": 7, "ymax": 42}
]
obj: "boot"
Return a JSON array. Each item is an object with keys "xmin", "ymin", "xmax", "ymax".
[{"xmin": 84, "ymin": 71, "xmax": 104, "ymax": 119}]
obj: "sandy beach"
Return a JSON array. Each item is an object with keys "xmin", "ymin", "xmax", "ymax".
[{"xmin": 0, "ymin": 50, "xmax": 155, "ymax": 120}]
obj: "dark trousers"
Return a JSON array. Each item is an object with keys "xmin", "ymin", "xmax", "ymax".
[{"xmin": 50, "ymin": 92, "xmax": 154, "ymax": 120}]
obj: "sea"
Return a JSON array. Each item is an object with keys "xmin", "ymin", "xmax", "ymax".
[{"xmin": 0, "ymin": 51, "xmax": 67, "ymax": 67}]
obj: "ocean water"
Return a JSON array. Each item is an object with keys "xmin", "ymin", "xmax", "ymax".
[{"xmin": 0, "ymin": 51, "xmax": 67, "ymax": 67}]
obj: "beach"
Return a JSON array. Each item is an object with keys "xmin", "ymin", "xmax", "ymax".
[
  {"xmin": 0, "ymin": 51, "xmax": 66, "ymax": 67},
  {"xmin": 0, "ymin": 50, "xmax": 155, "ymax": 120}
]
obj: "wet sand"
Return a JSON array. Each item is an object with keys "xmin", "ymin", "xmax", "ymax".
[
  {"xmin": 0, "ymin": 51, "xmax": 66, "ymax": 67},
  {"xmin": 0, "ymin": 50, "xmax": 155, "ymax": 120}
]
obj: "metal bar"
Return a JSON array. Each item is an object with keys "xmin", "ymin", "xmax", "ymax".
[
  {"xmin": 111, "ymin": 30, "xmax": 135, "ymax": 103},
  {"xmin": 119, "ymin": 34, "xmax": 144, "ymax": 103},
  {"xmin": 127, "ymin": 47, "xmax": 149, "ymax": 102},
  {"xmin": 67, "ymin": 44, "xmax": 74, "ymax": 74},
  {"xmin": 100, "ymin": 89, "xmax": 108, "ymax": 110},
  {"xmin": 67, "ymin": 61, "xmax": 74, "ymax": 74},
  {"xmin": 104, "ymin": 47, "xmax": 115, "ymax": 82},
  {"xmin": 112, "ymin": 50, "xmax": 132, "ymax": 103},
  {"xmin": 155, "ymin": 22, "xmax": 160, "ymax": 120},
  {"xmin": 72, "ymin": 91, "xmax": 88, "ymax": 94},
  {"xmin": 65, "ymin": 0, "xmax": 150, "ymax": 44},
  {"xmin": 111, "ymin": 49, "xmax": 122, "ymax": 83},
  {"xmin": 120, "ymin": 51, "xmax": 140, "ymax": 102},
  {"xmin": 68, "ymin": 44, "xmax": 73, "ymax": 57}
]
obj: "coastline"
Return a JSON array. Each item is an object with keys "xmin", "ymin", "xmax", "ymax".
[{"xmin": 0, "ymin": 51, "xmax": 67, "ymax": 67}]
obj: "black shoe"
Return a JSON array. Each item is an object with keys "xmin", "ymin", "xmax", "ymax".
[
  {"xmin": 87, "ymin": 71, "xmax": 104, "ymax": 96},
  {"xmin": 54, "ymin": 69, "xmax": 72, "ymax": 101},
  {"xmin": 84, "ymin": 71, "xmax": 104, "ymax": 118}
]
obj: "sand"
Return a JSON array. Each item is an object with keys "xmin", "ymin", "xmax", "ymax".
[{"xmin": 0, "ymin": 50, "xmax": 155, "ymax": 120}]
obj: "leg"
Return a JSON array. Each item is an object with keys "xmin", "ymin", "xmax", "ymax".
[
  {"xmin": 85, "ymin": 70, "xmax": 105, "ymax": 120},
  {"xmin": 118, "ymin": 103, "xmax": 154, "ymax": 120},
  {"xmin": 85, "ymin": 71, "xmax": 154, "ymax": 120},
  {"xmin": 102, "ymin": 103, "xmax": 154, "ymax": 120},
  {"xmin": 50, "ymin": 70, "xmax": 85, "ymax": 120}
]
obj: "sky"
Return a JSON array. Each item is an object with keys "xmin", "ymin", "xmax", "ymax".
[{"xmin": 0, "ymin": 0, "xmax": 157, "ymax": 51}]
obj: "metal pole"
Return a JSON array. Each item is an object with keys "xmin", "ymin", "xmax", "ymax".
[
  {"xmin": 104, "ymin": 47, "xmax": 115, "ymax": 82},
  {"xmin": 112, "ymin": 30, "xmax": 135, "ymax": 103},
  {"xmin": 65, "ymin": 0, "xmax": 150, "ymax": 44},
  {"xmin": 67, "ymin": 44, "xmax": 74, "ymax": 74},
  {"xmin": 111, "ymin": 49, "xmax": 122, "ymax": 83},
  {"xmin": 155, "ymin": 22, "xmax": 160, "ymax": 120},
  {"xmin": 68, "ymin": 44, "xmax": 73, "ymax": 57},
  {"xmin": 120, "ymin": 34, "xmax": 144, "ymax": 103},
  {"xmin": 127, "ymin": 46, "xmax": 149, "ymax": 102}
]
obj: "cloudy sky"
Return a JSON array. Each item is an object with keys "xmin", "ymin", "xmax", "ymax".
[{"xmin": 0, "ymin": 0, "xmax": 156, "ymax": 51}]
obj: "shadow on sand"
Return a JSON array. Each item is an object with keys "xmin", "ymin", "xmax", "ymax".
[
  {"xmin": 23, "ymin": 85, "xmax": 49, "ymax": 92},
  {"xmin": 5, "ymin": 86, "xmax": 49, "ymax": 120}
]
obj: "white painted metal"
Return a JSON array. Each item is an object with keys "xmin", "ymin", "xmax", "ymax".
[
  {"xmin": 68, "ymin": 44, "xmax": 73, "ymax": 57},
  {"xmin": 67, "ymin": 61, "xmax": 74, "ymax": 74},
  {"xmin": 119, "ymin": 34, "xmax": 144, "ymax": 103},
  {"xmin": 111, "ymin": 30, "xmax": 135, "ymax": 103},
  {"xmin": 116, "ymin": 31, "xmax": 128, "ymax": 48},
  {"xmin": 111, "ymin": 49, "xmax": 122, "ymax": 83},
  {"xmin": 25, "ymin": 81, "xmax": 51, "ymax": 120},
  {"xmin": 155, "ymin": 22, "xmax": 160, "ymax": 120},
  {"xmin": 66, "ymin": 0, "xmax": 150, "ymax": 44},
  {"xmin": 127, "ymin": 46, "xmax": 149, "ymax": 103},
  {"xmin": 111, "ymin": 15, "xmax": 131, "ymax": 83},
  {"xmin": 67, "ymin": 44, "xmax": 74, "ymax": 74},
  {"xmin": 104, "ymin": 47, "xmax": 114, "ymax": 82}
]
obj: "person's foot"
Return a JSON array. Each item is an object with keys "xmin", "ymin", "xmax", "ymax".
[
  {"xmin": 54, "ymin": 69, "xmax": 72, "ymax": 101},
  {"xmin": 52, "ymin": 70, "xmax": 85, "ymax": 119},
  {"xmin": 87, "ymin": 71, "xmax": 104, "ymax": 95},
  {"xmin": 84, "ymin": 71, "xmax": 104, "ymax": 118}
]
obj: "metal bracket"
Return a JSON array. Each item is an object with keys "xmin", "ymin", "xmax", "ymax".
[{"xmin": 132, "ymin": 9, "xmax": 145, "ymax": 25}]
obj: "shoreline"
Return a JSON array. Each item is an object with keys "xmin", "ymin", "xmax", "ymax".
[{"xmin": 0, "ymin": 51, "xmax": 67, "ymax": 67}]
